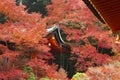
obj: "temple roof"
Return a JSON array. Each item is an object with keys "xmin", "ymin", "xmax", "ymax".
[
  {"xmin": 83, "ymin": 0, "xmax": 120, "ymax": 33},
  {"xmin": 46, "ymin": 24, "xmax": 65, "ymax": 43},
  {"xmin": 46, "ymin": 25, "xmax": 70, "ymax": 53}
]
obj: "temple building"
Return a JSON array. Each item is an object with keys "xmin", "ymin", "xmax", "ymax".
[
  {"xmin": 83, "ymin": 0, "xmax": 120, "ymax": 33},
  {"xmin": 46, "ymin": 25, "xmax": 74, "ymax": 78},
  {"xmin": 83, "ymin": 0, "xmax": 120, "ymax": 43},
  {"xmin": 46, "ymin": 24, "xmax": 71, "ymax": 54}
]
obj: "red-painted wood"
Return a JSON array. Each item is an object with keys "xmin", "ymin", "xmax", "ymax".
[{"xmin": 90, "ymin": 0, "xmax": 120, "ymax": 33}]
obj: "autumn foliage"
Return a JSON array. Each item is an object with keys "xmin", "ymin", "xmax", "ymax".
[
  {"xmin": 0, "ymin": 0, "xmax": 120, "ymax": 80},
  {"xmin": 86, "ymin": 62, "xmax": 120, "ymax": 80},
  {"xmin": 0, "ymin": 0, "xmax": 58, "ymax": 79},
  {"xmin": 71, "ymin": 61, "xmax": 120, "ymax": 80}
]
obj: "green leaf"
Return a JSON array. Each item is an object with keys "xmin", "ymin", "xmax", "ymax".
[
  {"xmin": 28, "ymin": 72, "xmax": 36, "ymax": 80},
  {"xmin": 23, "ymin": 66, "xmax": 33, "ymax": 73},
  {"xmin": 40, "ymin": 78, "xmax": 50, "ymax": 80}
]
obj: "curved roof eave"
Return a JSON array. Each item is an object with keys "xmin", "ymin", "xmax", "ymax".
[{"xmin": 46, "ymin": 24, "xmax": 65, "ymax": 44}]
